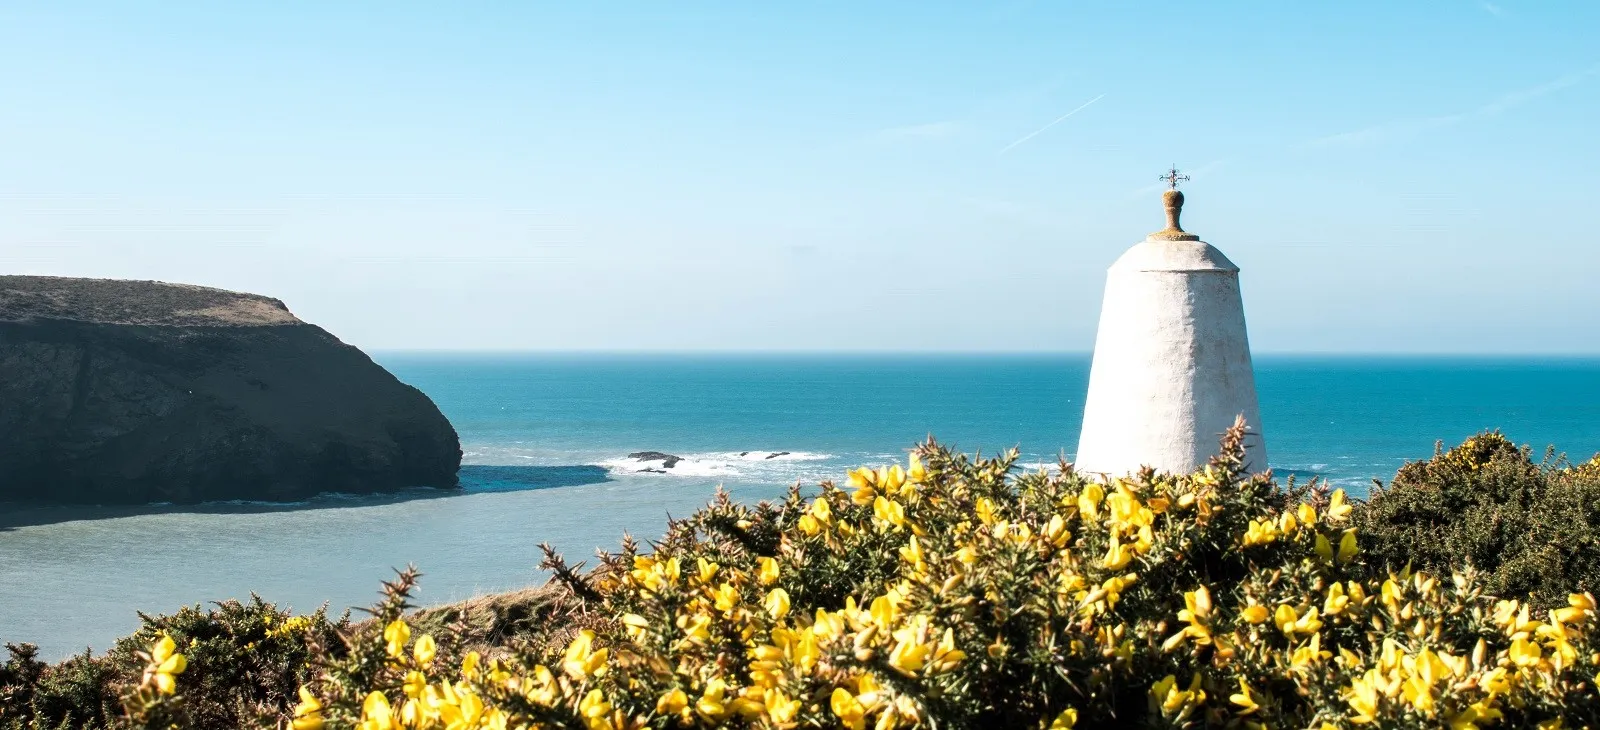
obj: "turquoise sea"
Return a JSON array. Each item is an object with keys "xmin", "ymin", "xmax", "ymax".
[{"xmin": 3, "ymin": 354, "xmax": 1600, "ymax": 658}]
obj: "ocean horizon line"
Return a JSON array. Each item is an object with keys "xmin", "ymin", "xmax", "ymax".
[{"xmin": 368, "ymin": 349, "xmax": 1600, "ymax": 360}]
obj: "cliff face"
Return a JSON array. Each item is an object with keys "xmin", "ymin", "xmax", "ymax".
[{"xmin": 0, "ymin": 276, "xmax": 462, "ymax": 504}]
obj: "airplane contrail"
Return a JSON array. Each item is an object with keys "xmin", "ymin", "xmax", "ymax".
[{"xmin": 998, "ymin": 93, "xmax": 1106, "ymax": 155}]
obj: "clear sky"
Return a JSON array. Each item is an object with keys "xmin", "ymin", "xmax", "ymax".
[{"xmin": 2, "ymin": 2, "xmax": 1596, "ymax": 352}]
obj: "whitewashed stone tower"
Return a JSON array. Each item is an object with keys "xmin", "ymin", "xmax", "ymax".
[{"xmin": 1075, "ymin": 167, "xmax": 1267, "ymax": 476}]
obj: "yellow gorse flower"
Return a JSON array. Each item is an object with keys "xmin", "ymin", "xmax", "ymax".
[
  {"xmin": 358, "ymin": 691, "xmax": 395, "ymax": 730},
  {"xmin": 696, "ymin": 678, "xmax": 730, "ymax": 722},
  {"xmin": 873, "ymin": 495, "xmax": 907, "ymax": 531},
  {"xmin": 763, "ymin": 587, "xmax": 791, "ymax": 620},
  {"xmin": 382, "ymin": 620, "xmax": 410, "ymax": 659},
  {"xmin": 656, "ymin": 687, "xmax": 688, "ymax": 716},
  {"xmin": 696, "ymin": 557, "xmax": 720, "ymax": 584},
  {"xmin": 1242, "ymin": 518, "xmax": 1278, "ymax": 547},
  {"xmin": 757, "ymin": 556, "xmax": 781, "ymax": 586},
  {"xmin": 562, "ymin": 629, "xmax": 609, "ymax": 680},
  {"xmin": 620, "ymin": 612, "xmax": 650, "ymax": 641},
  {"xmin": 848, "ymin": 467, "xmax": 879, "ymax": 505},
  {"xmin": 1165, "ymin": 586, "xmax": 1215, "ymax": 651},
  {"xmin": 1326, "ymin": 489, "xmax": 1352, "ymax": 521},
  {"xmin": 1274, "ymin": 604, "xmax": 1323, "ymax": 639},
  {"xmin": 1324, "ymin": 582, "xmax": 1350, "ymax": 616},
  {"xmin": 1229, "ymin": 677, "xmax": 1260, "ymax": 715},
  {"xmin": 1044, "ymin": 514, "xmax": 1071, "ymax": 547},
  {"xmin": 578, "ymin": 688, "xmax": 611, "ymax": 723},
  {"xmin": 1077, "ymin": 483, "xmax": 1105, "ymax": 521},
  {"xmin": 267, "ymin": 614, "xmax": 315, "ymax": 639},
  {"xmin": 1553, "ymin": 592, "xmax": 1597, "ymax": 624},
  {"xmin": 831, "ymin": 687, "xmax": 867, "ymax": 730},
  {"xmin": 713, "ymin": 582, "xmax": 741, "ymax": 612},
  {"xmin": 141, "ymin": 633, "xmax": 187, "ymax": 696},
  {"xmin": 1150, "ymin": 673, "xmax": 1207, "ymax": 721},
  {"xmin": 907, "ymin": 454, "xmax": 928, "ymax": 484},
  {"xmin": 879, "ymin": 464, "xmax": 907, "ymax": 495},
  {"xmin": 412, "ymin": 633, "xmax": 436, "ymax": 667},
  {"xmin": 1337, "ymin": 528, "xmax": 1360, "ymax": 563},
  {"xmin": 1102, "ymin": 535, "xmax": 1135, "ymax": 570},
  {"xmin": 291, "ymin": 686, "xmax": 324, "ymax": 730}
]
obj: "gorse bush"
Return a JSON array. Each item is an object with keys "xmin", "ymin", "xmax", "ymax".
[
  {"xmin": 1356, "ymin": 431, "xmax": 1600, "ymax": 609},
  {"xmin": 115, "ymin": 597, "xmax": 347, "ymax": 728},
  {"xmin": 0, "ymin": 643, "xmax": 117, "ymax": 730},
  {"xmin": 261, "ymin": 426, "xmax": 1600, "ymax": 727},
  {"xmin": 12, "ymin": 427, "xmax": 1600, "ymax": 729},
  {"xmin": 0, "ymin": 597, "xmax": 344, "ymax": 729}
]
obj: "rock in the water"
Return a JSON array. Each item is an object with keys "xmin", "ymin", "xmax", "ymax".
[
  {"xmin": 0, "ymin": 276, "xmax": 462, "ymax": 504},
  {"xmin": 627, "ymin": 451, "xmax": 682, "ymax": 469}
]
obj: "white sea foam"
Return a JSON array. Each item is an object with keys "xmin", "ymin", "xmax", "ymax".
[
  {"xmin": 599, "ymin": 456, "xmax": 741, "ymax": 478},
  {"xmin": 719, "ymin": 450, "xmax": 833, "ymax": 462},
  {"xmin": 1016, "ymin": 461, "xmax": 1065, "ymax": 473},
  {"xmin": 1322, "ymin": 476, "xmax": 1374, "ymax": 491},
  {"xmin": 600, "ymin": 450, "xmax": 837, "ymax": 479}
]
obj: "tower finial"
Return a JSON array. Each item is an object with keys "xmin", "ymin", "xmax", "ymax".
[
  {"xmin": 1149, "ymin": 164, "xmax": 1199, "ymax": 241},
  {"xmin": 1159, "ymin": 164, "xmax": 1190, "ymax": 191}
]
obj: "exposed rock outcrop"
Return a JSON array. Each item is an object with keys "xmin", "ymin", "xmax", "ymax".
[
  {"xmin": 626, "ymin": 451, "xmax": 683, "ymax": 469},
  {"xmin": 0, "ymin": 276, "xmax": 462, "ymax": 504}
]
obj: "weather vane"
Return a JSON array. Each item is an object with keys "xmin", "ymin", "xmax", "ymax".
[{"xmin": 1159, "ymin": 165, "xmax": 1190, "ymax": 191}]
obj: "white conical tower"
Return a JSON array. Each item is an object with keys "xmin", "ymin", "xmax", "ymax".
[{"xmin": 1075, "ymin": 169, "xmax": 1266, "ymax": 477}]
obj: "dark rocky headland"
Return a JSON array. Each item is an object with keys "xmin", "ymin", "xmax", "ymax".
[{"xmin": 0, "ymin": 276, "xmax": 462, "ymax": 504}]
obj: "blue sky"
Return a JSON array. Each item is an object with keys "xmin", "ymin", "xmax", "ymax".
[{"xmin": 2, "ymin": 2, "xmax": 1596, "ymax": 352}]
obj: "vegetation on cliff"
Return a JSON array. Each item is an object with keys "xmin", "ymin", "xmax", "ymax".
[
  {"xmin": 1, "ymin": 598, "xmax": 345, "ymax": 729},
  {"xmin": 1355, "ymin": 431, "xmax": 1600, "ymax": 610},
  {"xmin": 5, "ymin": 428, "xmax": 1600, "ymax": 729}
]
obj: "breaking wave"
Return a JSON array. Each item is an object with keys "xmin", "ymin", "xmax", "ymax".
[{"xmin": 600, "ymin": 450, "xmax": 834, "ymax": 478}]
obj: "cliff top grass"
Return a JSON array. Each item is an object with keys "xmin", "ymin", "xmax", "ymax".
[{"xmin": 0, "ymin": 275, "xmax": 299, "ymax": 327}]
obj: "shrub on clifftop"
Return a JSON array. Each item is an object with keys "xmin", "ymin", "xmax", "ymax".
[
  {"xmin": 0, "ymin": 598, "xmax": 344, "ymax": 730},
  {"xmin": 271, "ymin": 425, "xmax": 1600, "ymax": 728},
  {"xmin": 1355, "ymin": 431, "xmax": 1600, "ymax": 609}
]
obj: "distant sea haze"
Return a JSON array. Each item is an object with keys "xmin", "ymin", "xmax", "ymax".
[{"xmin": 3, "ymin": 354, "xmax": 1599, "ymax": 658}]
